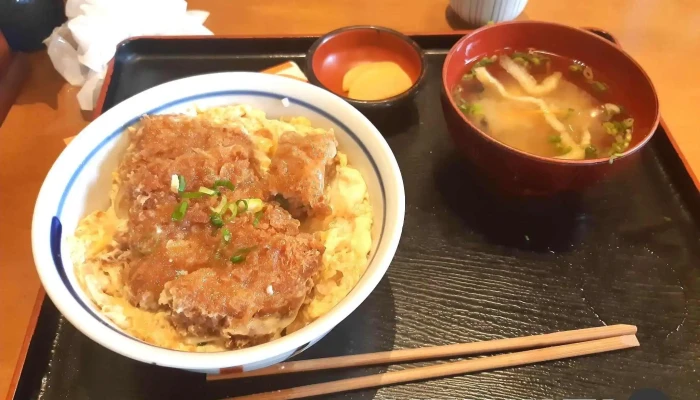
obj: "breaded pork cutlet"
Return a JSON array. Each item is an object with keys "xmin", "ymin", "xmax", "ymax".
[
  {"xmin": 160, "ymin": 205, "xmax": 323, "ymax": 340},
  {"xmin": 267, "ymin": 131, "xmax": 338, "ymax": 218},
  {"xmin": 117, "ymin": 114, "xmax": 327, "ymax": 346},
  {"xmin": 119, "ymin": 115, "xmax": 267, "ymax": 205},
  {"xmin": 119, "ymin": 115, "xmax": 268, "ymax": 309}
]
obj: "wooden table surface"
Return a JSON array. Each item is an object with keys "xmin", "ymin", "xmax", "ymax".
[{"xmin": 2, "ymin": 0, "xmax": 699, "ymax": 396}]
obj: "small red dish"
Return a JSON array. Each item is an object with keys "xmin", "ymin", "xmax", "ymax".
[
  {"xmin": 441, "ymin": 21, "xmax": 660, "ymax": 195},
  {"xmin": 306, "ymin": 26, "xmax": 426, "ymax": 111}
]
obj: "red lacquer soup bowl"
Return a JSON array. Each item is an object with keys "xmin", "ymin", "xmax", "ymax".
[{"xmin": 441, "ymin": 21, "xmax": 660, "ymax": 195}]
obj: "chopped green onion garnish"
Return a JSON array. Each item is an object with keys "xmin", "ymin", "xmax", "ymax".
[
  {"xmin": 548, "ymin": 135, "xmax": 562, "ymax": 144},
  {"xmin": 244, "ymin": 199, "xmax": 264, "ymax": 213},
  {"xmin": 253, "ymin": 210, "xmax": 263, "ymax": 227},
  {"xmin": 615, "ymin": 121, "xmax": 626, "ymax": 132},
  {"xmin": 199, "ymin": 187, "xmax": 217, "ymax": 196},
  {"xmin": 181, "ymin": 191, "xmax": 205, "ymax": 199},
  {"xmin": 458, "ymin": 102, "xmax": 483, "ymax": 116},
  {"xmin": 602, "ymin": 121, "xmax": 618, "ymax": 135},
  {"xmin": 222, "ymin": 227, "xmax": 231, "ymax": 243},
  {"xmin": 585, "ymin": 145, "xmax": 598, "ymax": 159},
  {"xmin": 226, "ymin": 202, "xmax": 238, "ymax": 219},
  {"xmin": 171, "ymin": 201, "xmax": 188, "ymax": 221},
  {"xmin": 229, "ymin": 246, "xmax": 255, "ymax": 264},
  {"xmin": 213, "ymin": 179, "xmax": 235, "ymax": 191},
  {"xmin": 210, "ymin": 213, "xmax": 224, "ymax": 228},
  {"xmin": 609, "ymin": 153, "xmax": 622, "ymax": 164},
  {"xmin": 569, "ymin": 64, "xmax": 584, "ymax": 72},
  {"xmin": 512, "ymin": 56, "xmax": 529, "ymax": 67},
  {"xmin": 461, "ymin": 72, "xmax": 475, "ymax": 81},
  {"xmin": 558, "ymin": 108, "xmax": 575, "ymax": 121},
  {"xmin": 535, "ymin": 53, "xmax": 549, "ymax": 61},
  {"xmin": 178, "ymin": 175, "xmax": 186, "ymax": 192},
  {"xmin": 230, "ymin": 254, "xmax": 245, "ymax": 263},
  {"xmin": 210, "ymin": 195, "xmax": 228, "ymax": 213},
  {"xmin": 236, "ymin": 199, "xmax": 248, "ymax": 212},
  {"xmin": 622, "ymin": 118, "xmax": 634, "ymax": 129},
  {"xmin": 473, "ymin": 55, "xmax": 497, "ymax": 69},
  {"xmin": 591, "ymin": 81, "xmax": 607, "ymax": 91},
  {"xmin": 170, "ymin": 175, "xmax": 179, "ymax": 193}
]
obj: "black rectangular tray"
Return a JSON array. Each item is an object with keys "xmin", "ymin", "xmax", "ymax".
[{"xmin": 12, "ymin": 31, "xmax": 700, "ymax": 400}]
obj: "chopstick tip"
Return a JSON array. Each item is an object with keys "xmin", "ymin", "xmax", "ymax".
[{"xmin": 622, "ymin": 334, "xmax": 640, "ymax": 347}]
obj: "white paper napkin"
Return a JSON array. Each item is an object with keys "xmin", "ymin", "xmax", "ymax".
[{"xmin": 44, "ymin": 0, "xmax": 213, "ymax": 111}]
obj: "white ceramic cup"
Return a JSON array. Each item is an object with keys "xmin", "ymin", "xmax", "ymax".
[{"xmin": 449, "ymin": 0, "xmax": 528, "ymax": 25}]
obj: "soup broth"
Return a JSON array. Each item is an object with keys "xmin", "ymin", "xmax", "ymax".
[{"xmin": 452, "ymin": 50, "xmax": 635, "ymax": 160}]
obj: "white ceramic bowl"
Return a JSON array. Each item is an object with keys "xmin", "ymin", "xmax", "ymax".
[
  {"xmin": 31, "ymin": 72, "xmax": 405, "ymax": 373},
  {"xmin": 449, "ymin": 0, "xmax": 528, "ymax": 25}
]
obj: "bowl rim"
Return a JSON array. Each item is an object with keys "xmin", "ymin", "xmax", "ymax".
[
  {"xmin": 441, "ymin": 20, "xmax": 661, "ymax": 166},
  {"xmin": 306, "ymin": 25, "xmax": 427, "ymax": 106},
  {"xmin": 31, "ymin": 71, "xmax": 405, "ymax": 370}
]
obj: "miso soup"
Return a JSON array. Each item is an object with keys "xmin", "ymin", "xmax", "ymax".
[{"xmin": 452, "ymin": 49, "xmax": 635, "ymax": 161}]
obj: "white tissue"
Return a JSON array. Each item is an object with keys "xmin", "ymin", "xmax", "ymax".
[{"xmin": 44, "ymin": 0, "xmax": 213, "ymax": 111}]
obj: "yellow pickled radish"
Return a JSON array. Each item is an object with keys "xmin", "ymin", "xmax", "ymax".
[
  {"xmin": 343, "ymin": 62, "xmax": 413, "ymax": 101},
  {"xmin": 342, "ymin": 62, "xmax": 375, "ymax": 92}
]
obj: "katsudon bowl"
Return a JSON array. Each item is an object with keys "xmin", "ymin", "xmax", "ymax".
[{"xmin": 31, "ymin": 72, "xmax": 404, "ymax": 373}]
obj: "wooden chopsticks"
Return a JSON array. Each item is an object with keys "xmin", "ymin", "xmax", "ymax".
[
  {"xmin": 208, "ymin": 324, "xmax": 636, "ymax": 381},
  {"xmin": 210, "ymin": 325, "xmax": 639, "ymax": 400}
]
